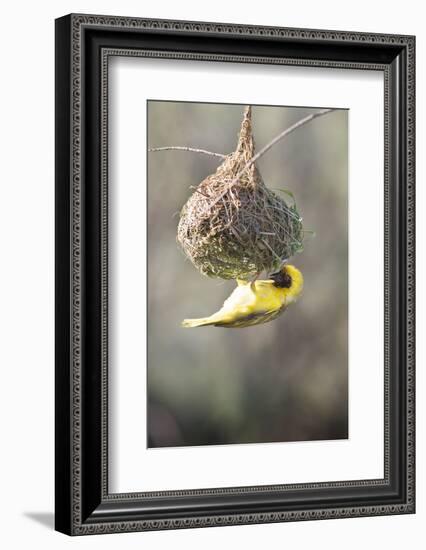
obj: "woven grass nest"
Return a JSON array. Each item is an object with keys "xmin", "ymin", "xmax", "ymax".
[{"xmin": 177, "ymin": 106, "xmax": 304, "ymax": 280}]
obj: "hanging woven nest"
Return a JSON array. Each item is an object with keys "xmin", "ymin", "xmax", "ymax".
[{"xmin": 177, "ymin": 106, "xmax": 304, "ymax": 279}]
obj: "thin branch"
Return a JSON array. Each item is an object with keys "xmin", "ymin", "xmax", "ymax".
[
  {"xmin": 244, "ymin": 108, "xmax": 335, "ymax": 169},
  {"xmin": 149, "ymin": 108, "xmax": 337, "ymax": 207},
  {"xmin": 148, "ymin": 146, "xmax": 226, "ymax": 159},
  {"xmin": 209, "ymin": 108, "xmax": 337, "ymax": 208}
]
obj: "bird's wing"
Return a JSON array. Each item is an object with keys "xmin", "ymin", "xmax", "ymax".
[
  {"xmin": 215, "ymin": 284, "xmax": 288, "ymax": 327},
  {"xmin": 214, "ymin": 306, "xmax": 285, "ymax": 328}
]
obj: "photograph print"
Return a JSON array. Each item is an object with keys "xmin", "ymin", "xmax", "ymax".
[{"xmin": 147, "ymin": 101, "xmax": 348, "ymax": 449}]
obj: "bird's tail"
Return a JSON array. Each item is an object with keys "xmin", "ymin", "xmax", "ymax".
[{"xmin": 181, "ymin": 316, "xmax": 216, "ymax": 328}]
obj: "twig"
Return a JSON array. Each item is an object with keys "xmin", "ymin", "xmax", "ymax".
[
  {"xmin": 243, "ymin": 108, "xmax": 335, "ymax": 170},
  {"xmin": 148, "ymin": 146, "xmax": 226, "ymax": 159},
  {"xmin": 208, "ymin": 108, "xmax": 337, "ymax": 207}
]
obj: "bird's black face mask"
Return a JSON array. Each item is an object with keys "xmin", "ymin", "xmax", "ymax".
[{"xmin": 270, "ymin": 269, "xmax": 292, "ymax": 288}]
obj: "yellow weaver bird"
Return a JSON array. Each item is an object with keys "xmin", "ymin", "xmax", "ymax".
[{"xmin": 182, "ymin": 265, "xmax": 303, "ymax": 328}]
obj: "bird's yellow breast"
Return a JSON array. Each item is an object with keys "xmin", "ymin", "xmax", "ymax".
[{"xmin": 250, "ymin": 283, "xmax": 287, "ymax": 312}]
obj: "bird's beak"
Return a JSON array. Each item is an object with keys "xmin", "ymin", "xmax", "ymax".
[{"xmin": 270, "ymin": 271, "xmax": 281, "ymax": 282}]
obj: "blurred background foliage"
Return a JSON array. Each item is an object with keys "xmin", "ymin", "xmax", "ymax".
[{"xmin": 147, "ymin": 101, "xmax": 348, "ymax": 448}]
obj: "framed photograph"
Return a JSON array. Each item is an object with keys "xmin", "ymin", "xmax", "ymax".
[{"xmin": 55, "ymin": 14, "xmax": 415, "ymax": 535}]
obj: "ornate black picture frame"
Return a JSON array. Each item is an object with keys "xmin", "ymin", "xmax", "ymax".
[{"xmin": 55, "ymin": 13, "xmax": 415, "ymax": 535}]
